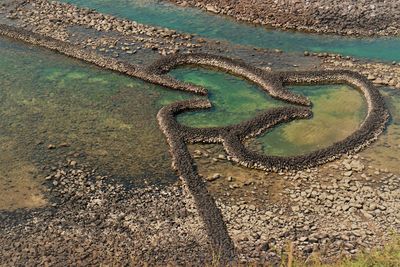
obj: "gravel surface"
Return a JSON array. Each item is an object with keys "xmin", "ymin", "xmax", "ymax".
[
  {"xmin": 1, "ymin": 153, "xmax": 399, "ymax": 265},
  {"xmin": 0, "ymin": 162, "xmax": 211, "ymax": 266}
]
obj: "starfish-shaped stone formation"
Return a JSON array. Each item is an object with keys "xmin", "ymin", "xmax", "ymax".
[{"xmin": 0, "ymin": 24, "xmax": 389, "ymax": 262}]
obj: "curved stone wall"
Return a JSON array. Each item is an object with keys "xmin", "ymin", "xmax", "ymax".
[{"xmin": 0, "ymin": 23, "xmax": 390, "ymax": 261}]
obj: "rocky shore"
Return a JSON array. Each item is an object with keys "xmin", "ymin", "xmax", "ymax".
[
  {"xmin": 169, "ymin": 0, "xmax": 400, "ymax": 37},
  {"xmin": 0, "ymin": 162, "xmax": 211, "ymax": 265},
  {"xmin": 3, "ymin": 0, "xmax": 200, "ymax": 56}
]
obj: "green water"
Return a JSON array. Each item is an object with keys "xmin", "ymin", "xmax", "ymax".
[
  {"xmin": 169, "ymin": 67, "xmax": 283, "ymax": 127},
  {"xmin": 255, "ymin": 86, "xmax": 367, "ymax": 156},
  {"xmin": 62, "ymin": 0, "xmax": 400, "ymax": 62},
  {"xmin": 170, "ymin": 67, "xmax": 367, "ymax": 156},
  {"xmin": 0, "ymin": 36, "xmax": 191, "ymax": 207}
]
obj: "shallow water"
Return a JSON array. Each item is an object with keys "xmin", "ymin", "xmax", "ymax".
[
  {"xmin": 170, "ymin": 67, "xmax": 367, "ymax": 156},
  {"xmin": 62, "ymin": 0, "xmax": 400, "ymax": 62},
  {"xmin": 362, "ymin": 88, "xmax": 400, "ymax": 170},
  {"xmin": 0, "ymin": 36, "xmax": 190, "ymax": 209},
  {"xmin": 255, "ymin": 85, "xmax": 367, "ymax": 156},
  {"xmin": 170, "ymin": 67, "xmax": 283, "ymax": 127}
]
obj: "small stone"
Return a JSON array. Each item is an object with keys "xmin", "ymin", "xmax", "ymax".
[
  {"xmin": 207, "ymin": 173, "xmax": 221, "ymax": 181},
  {"xmin": 299, "ymin": 236, "xmax": 308, "ymax": 242},
  {"xmin": 59, "ymin": 142, "xmax": 70, "ymax": 147},
  {"xmin": 292, "ymin": 205, "xmax": 300, "ymax": 212},
  {"xmin": 344, "ymin": 171, "xmax": 353, "ymax": 177},
  {"xmin": 217, "ymin": 154, "xmax": 225, "ymax": 160},
  {"xmin": 243, "ymin": 180, "xmax": 252, "ymax": 186}
]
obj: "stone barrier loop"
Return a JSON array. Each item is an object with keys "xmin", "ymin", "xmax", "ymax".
[{"xmin": 0, "ymin": 23, "xmax": 390, "ymax": 262}]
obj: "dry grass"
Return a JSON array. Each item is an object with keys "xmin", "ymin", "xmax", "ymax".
[
  {"xmin": 291, "ymin": 236, "xmax": 400, "ymax": 267},
  {"xmin": 109, "ymin": 236, "xmax": 400, "ymax": 266}
]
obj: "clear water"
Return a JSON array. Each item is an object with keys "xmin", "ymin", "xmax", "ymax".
[
  {"xmin": 0, "ymin": 37, "xmax": 189, "ymax": 209},
  {"xmin": 62, "ymin": 0, "xmax": 400, "ymax": 62}
]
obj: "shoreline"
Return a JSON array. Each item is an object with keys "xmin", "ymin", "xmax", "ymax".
[{"xmin": 166, "ymin": 0, "xmax": 400, "ymax": 37}]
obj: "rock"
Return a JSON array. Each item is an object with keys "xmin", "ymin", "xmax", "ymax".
[
  {"xmin": 217, "ymin": 154, "xmax": 225, "ymax": 160},
  {"xmin": 260, "ymin": 242, "xmax": 270, "ymax": 251},
  {"xmin": 206, "ymin": 173, "xmax": 221, "ymax": 181},
  {"xmin": 59, "ymin": 142, "xmax": 70, "ymax": 147},
  {"xmin": 344, "ymin": 171, "xmax": 353, "ymax": 177},
  {"xmin": 205, "ymin": 4, "xmax": 219, "ymax": 13},
  {"xmin": 299, "ymin": 236, "xmax": 308, "ymax": 242},
  {"xmin": 292, "ymin": 206, "xmax": 300, "ymax": 212}
]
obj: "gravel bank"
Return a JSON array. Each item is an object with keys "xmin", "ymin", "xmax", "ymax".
[
  {"xmin": 3, "ymin": 0, "xmax": 200, "ymax": 56},
  {"xmin": 0, "ymin": 163, "xmax": 211, "ymax": 265},
  {"xmin": 168, "ymin": 0, "xmax": 400, "ymax": 37}
]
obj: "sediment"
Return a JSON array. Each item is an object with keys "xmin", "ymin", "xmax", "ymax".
[{"xmin": 168, "ymin": 0, "xmax": 400, "ymax": 37}]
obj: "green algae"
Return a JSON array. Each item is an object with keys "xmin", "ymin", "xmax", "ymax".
[
  {"xmin": 255, "ymin": 85, "xmax": 367, "ymax": 156},
  {"xmin": 169, "ymin": 67, "xmax": 367, "ymax": 156}
]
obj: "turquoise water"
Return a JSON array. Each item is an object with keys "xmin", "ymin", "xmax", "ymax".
[
  {"xmin": 0, "ymin": 36, "xmax": 191, "ymax": 209},
  {"xmin": 62, "ymin": 0, "xmax": 400, "ymax": 62}
]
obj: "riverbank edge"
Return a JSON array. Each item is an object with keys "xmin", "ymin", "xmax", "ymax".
[{"xmin": 164, "ymin": 0, "xmax": 400, "ymax": 38}]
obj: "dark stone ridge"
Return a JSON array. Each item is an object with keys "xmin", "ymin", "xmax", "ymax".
[{"xmin": 0, "ymin": 23, "xmax": 389, "ymax": 261}]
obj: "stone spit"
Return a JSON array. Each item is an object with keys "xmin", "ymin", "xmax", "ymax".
[{"xmin": 169, "ymin": 0, "xmax": 400, "ymax": 37}]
